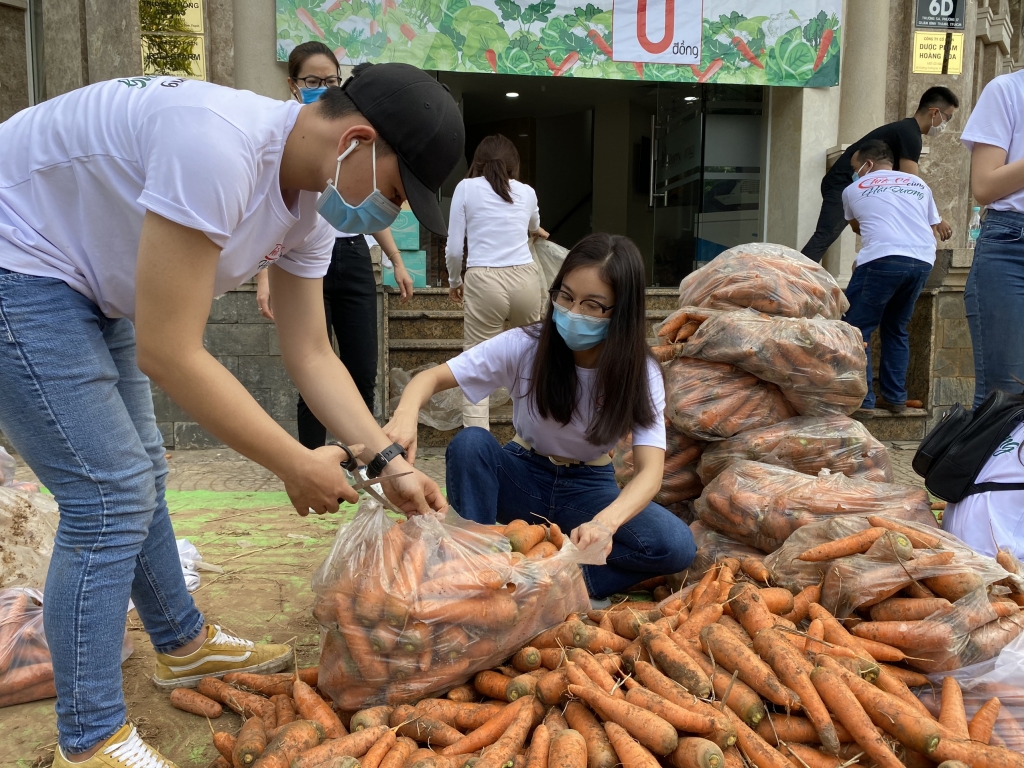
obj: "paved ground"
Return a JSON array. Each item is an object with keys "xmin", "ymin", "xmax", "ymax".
[{"xmin": 1, "ymin": 442, "xmax": 923, "ymax": 768}]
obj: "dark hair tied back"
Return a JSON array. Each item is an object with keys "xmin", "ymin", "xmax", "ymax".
[{"xmin": 468, "ymin": 134, "xmax": 520, "ymax": 203}]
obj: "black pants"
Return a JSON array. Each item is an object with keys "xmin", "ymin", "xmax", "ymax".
[
  {"xmin": 801, "ymin": 176, "xmax": 849, "ymax": 263},
  {"xmin": 297, "ymin": 236, "xmax": 378, "ymax": 449}
]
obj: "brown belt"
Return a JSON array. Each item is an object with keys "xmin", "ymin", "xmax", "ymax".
[{"xmin": 512, "ymin": 435, "xmax": 613, "ymax": 467}]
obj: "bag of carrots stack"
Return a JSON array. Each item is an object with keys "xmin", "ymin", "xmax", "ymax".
[
  {"xmin": 676, "ymin": 243, "xmax": 849, "ymax": 320},
  {"xmin": 696, "ymin": 415, "xmax": 893, "ymax": 485},
  {"xmin": 694, "ymin": 460, "xmax": 935, "ymax": 553},
  {"xmin": 0, "ymin": 587, "xmax": 54, "ymax": 707},
  {"xmin": 680, "ymin": 308, "xmax": 868, "ymax": 417},
  {"xmin": 311, "ymin": 500, "xmax": 591, "ymax": 709},
  {"xmin": 613, "ymin": 422, "xmax": 705, "ymax": 505},
  {"xmin": 663, "ymin": 358, "xmax": 797, "ymax": 442}
]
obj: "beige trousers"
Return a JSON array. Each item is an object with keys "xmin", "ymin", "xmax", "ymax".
[{"xmin": 461, "ymin": 262, "xmax": 543, "ymax": 429}]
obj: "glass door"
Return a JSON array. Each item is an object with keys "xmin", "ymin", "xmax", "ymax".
[{"xmin": 650, "ymin": 85, "xmax": 703, "ymax": 287}]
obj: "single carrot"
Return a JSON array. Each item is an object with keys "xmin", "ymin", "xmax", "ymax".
[
  {"xmin": 475, "ymin": 670, "xmax": 513, "ymax": 701},
  {"xmin": 441, "ymin": 696, "xmax": 537, "ymax": 756},
  {"xmin": 413, "ymin": 594, "xmax": 518, "ymax": 629},
  {"xmin": 234, "ymin": 716, "xmax": 267, "ymax": 767},
  {"xmin": 169, "ymin": 687, "xmax": 223, "ymax": 718},
  {"xmin": 212, "ymin": 731, "xmax": 235, "ymax": 761},
  {"xmin": 968, "ymin": 697, "xmax": 1002, "ymax": 744},
  {"xmin": 525, "ymin": 723, "xmax": 551, "ymax": 768},
  {"xmin": 721, "ymin": 708, "xmax": 790, "ymax": 768},
  {"xmin": 507, "ymin": 673, "xmax": 539, "ymax": 702},
  {"xmin": 291, "ymin": 724, "xmax": 390, "ymax": 768},
  {"xmin": 869, "ymin": 597, "xmax": 954, "ymax": 622},
  {"xmin": 931, "ymin": 739, "xmax": 1024, "ymax": 768},
  {"xmin": 512, "ymin": 647, "xmax": 542, "ymax": 673},
  {"xmin": 378, "ymin": 736, "xmax": 418, "ymax": 768},
  {"xmin": 563, "ymin": 700, "xmax": 617, "ymax": 768},
  {"xmin": 564, "ymin": 649, "xmax": 620, "ymax": 698},
  {"xmin": 873, "ymin": 668, "xmax": 935, "ymax": 720},
  {"xmin": 352, "ymin": 705, "xmax": 395, "ymax": 731},
  {"xmin": 508, "ymin": 525, "xmax": 547, "ymax": 554},
  {"xmin": 197, "ymin": 678, "xmax": 273, "ymax": 721},
  {"xmin": 865, "ymin": 516, "xmax": 943, "ymax": 549},
  {"xmin": 547, "ymin": 728, "xmax": 587, "ymax": 768},
  {"xmin": 782, "ymin": 585, "xmax": 821, "ymax": 624},
  {"xmin": 473, "ymin": 694, "xmax": 537, "ymax": 768},
  {"xmin": 754, "ymin": 715, "xmax": 851, "ymax": 746},
  {"xmin": 544, "ymin": 708, "xmax": 569, "ymax": 733},
  {"xmin": 222, "ymin": 673, "xmax": 293, "ymax": 697},
  {"xmin": 292, "ymin": 680, "xmax": 346, "ymax": 739},
  {"xmin": 758, "ymin": 588, "xmax": 794, "ymax": 616},
  {"xmin": 251, "ymin": 720, "xmax": 324, "ymax": 768},
  {"xmin": 604, "ymin": 721, "xmax": 660, "ymax": 768},
  {"xmin": 527, "ymin": 541, "xmax": 559, "ymax": 559},
  {"xmin": 780, "ymin": 743, "xmax": 842, "ymax": 768},
  {"xmin": 446, "ymin": 685, "xmax": 476, "ymax": 703},
  {"xmin": 938, "ymin": 676, "xmax": 970, "ymax": 740},
  {"xmin": 567, "ymin": 684, "xmax": 678, "ymax": 756},
  {"xmin": 798, "ymin": 528, "xmax": 887, "ymax": 562},
  {"xmin": 270, "ymin": 695, "xmax": 296, "ymax": 728},
  {"xmin": 670, "ymin": 737, "xmax": 726, "ymax": 768},
  {"xmin": 640, "ymin": 624, "xmax": 711, "ymax": 697},
  {"xmin": 672, "ymin": 604, "xmax": 725, "ymax": 643},
  {"xmin": 699, "ymin": 625, "xmax": 800, "ymax": 710},
  {"xmin": 727, "ymin": 585, "xmax": 777, "ymax": 638},
  {"xmin": 740, "ymin": 558, "xmax": 769, "ymax": 584},
  {"xmin": 416, "ymin": 700, "xmax": 506, "ymax": 732},
  {"xmin": 395, "ymin": 710, "xmax": 463, "ymax": 747},
  {"xmin": 573, "ymin": 624, "xmax": 630, "ymax": 654},
  {"xmin": 808, "ymin": 666, "xmax": 903, "ymax": 768},
  {"xmin": 536, "ymin": 668, "xmax": 571, "ymax": 706}
]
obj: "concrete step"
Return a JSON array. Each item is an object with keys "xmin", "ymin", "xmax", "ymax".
[
  {"xmin": 646, "ymin": 288, "xmax": 679, "ymax": 311},
  {"xmin": 394, "ymin": 288, "xmax": 462, "ymax": 311},
  {"xmin": 854, "ymin": 408, "xmax": 929, "ymax": 441}
]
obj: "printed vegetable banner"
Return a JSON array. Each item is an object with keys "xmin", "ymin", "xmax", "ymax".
[{"xmin": 276, "ymin": 0, "xmax": 841, "ymax": 86}]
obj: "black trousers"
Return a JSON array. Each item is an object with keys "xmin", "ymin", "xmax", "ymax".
[
  {"xmin": 801, "ymin": 176, "xmax": 849, "ymax": 263},
  {"xmin": 297, "ymin": 236, "xmax": 378, "ymax": 449}
]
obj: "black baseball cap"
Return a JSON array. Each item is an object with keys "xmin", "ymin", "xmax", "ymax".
[{"xmin": 342, "ymin": 63, "xmax": 464, "ymax": 236}]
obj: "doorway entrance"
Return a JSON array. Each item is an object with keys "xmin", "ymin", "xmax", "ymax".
[{"xmin": 435, "ymin": 72, "xmax": 768, "ymax": 287}]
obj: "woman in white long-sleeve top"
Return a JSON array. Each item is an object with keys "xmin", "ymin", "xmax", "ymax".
[{"xmin": 446, "ymin": 134, "xmax": 548, "ymax": 429}]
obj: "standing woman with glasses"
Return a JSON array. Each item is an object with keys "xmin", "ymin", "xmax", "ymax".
[
  {"xmin": 446, "ymin": 134, "xmax": 549, "ymax": 430},
  {"xmin": 256, "ymin": 44, "xmax": 414, "ymax": 445},
  {"xmin": 386, "ymin": 234, "xmax": 696, "ymax": 599}
]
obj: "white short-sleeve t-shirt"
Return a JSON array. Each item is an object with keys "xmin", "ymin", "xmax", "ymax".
[
  {"xmin": 446, "ymin": 328, "xmax": 667, "ymax": 461},
  {"xmin": 842, "ymin": 170, "xmax": 941, "ymax": 267},
  {"xmin": 962, "ymin": 70, "xmax": 1024, "ymax": 214},
  {"xmin": 0, "ymin": 76, "xmax": 334, "ymax": 320}
]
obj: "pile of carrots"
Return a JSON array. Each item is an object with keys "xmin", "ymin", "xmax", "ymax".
[
  {"xmin": 0, "ymin": 587, "xmax": 55, "ymax": 708},
  {"xmin": 694, "ymin": 461, "xmax": 935, "ymax": 554},
  {"xmin": 614, "ymin": 421, "xmax": 706, "ymax": 510},
  {"xmin": 171, "ymin": 555, "xmax": 1024, "ymax": 767},
  {"xmin": 764, "ymin": 515, "xmax": 1024, "ymax": 675},
  {"xmin": 696, "ymin": 416, "xmax": 893, "ymax": 485},
  {"xmin": 675, "ymin": 243, "xmax": 849, "ymax": 321},
  {"xmin": 312, "ymin": 507, "xmax": 589, "ymax": 710}
]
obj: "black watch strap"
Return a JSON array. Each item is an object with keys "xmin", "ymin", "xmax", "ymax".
[
  {"xmin": 367, "ymin": 443, "xmax": 407, "ymax": 478},
  {"xmin": 330, "ymin": 442, "xmax": 359, "ymax": 473}
]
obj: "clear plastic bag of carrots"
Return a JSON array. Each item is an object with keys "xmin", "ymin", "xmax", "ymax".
[
  {"xmin": 613, "ymin": 422, "xmax": 705, "ymax": 505},
  {"xmin": 694, "ymin": 460, "xmax": 935, "ymax": 553},
  {"xmin": 311, "ymin": 500, "xmax": 591, "ymax": 710},
  {"xmin": 680, "ymin": 309, "xmax": 869, "ymax": 417},
  {"xmin": 687, "ymin": 521, "xmax": 766, "ymax": 578},
  {"xmin": 676, "ymin": 243, "xmax": 849, "ymax": 320},
  {"xmin": 696, "ymin": 415, "xmax": 893, "ymax": 485},
  {"xmin": 663, "ymin": 358, "xmax": 797, "ymax": 442},
  {"xmin": 0, "ymin": 588, "xmax": 53, "ymax": 707}
]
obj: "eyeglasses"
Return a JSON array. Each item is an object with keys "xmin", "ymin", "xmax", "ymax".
[
  {"xmin": 933, "ymin": 108, "xmax": 953, "ymax": 123},
  {"xmin": 295, "ymin": 75, "xmax": 341, "ymax": 89},
  {"xmin": 549, "ymin": 289, "xmax": 614, "ymax": 317}
]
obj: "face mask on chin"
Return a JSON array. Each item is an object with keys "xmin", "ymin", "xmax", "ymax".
[{"xmin": 315, "ymin": 140, "xmax": 401, "ymax": 234}]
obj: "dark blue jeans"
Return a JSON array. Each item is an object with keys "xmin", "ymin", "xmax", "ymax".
[
  {"xmin": 965, "ymin": 209, "xmax": 1024, "ymax": 407},
  {"xmin": 843, "ymin": 256, "xmax": 932, "ymax": 409},
  {"xmin": 445, "ymin": 428, "xmax": 696, "ymax": 598}
]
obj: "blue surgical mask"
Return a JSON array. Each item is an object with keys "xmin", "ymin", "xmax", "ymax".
[
  {"xmin": 316, "ymin": 140, "xmax": 401, "ymax": 235},
  {"xmin": 298, "ymin": 86, "xmax": 327, "ymax": 104},
  {"xmin": 552, "ymin": 302, "xmax": 610, "ymax": 351},
  {"xmin": 852, "ymin": 162, "xmax": 869, "ymax": 183}
]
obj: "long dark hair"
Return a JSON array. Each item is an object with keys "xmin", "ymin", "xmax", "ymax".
[
  {"xmin": 467, "ymin": 135, "xmax": 520, "ymax": 203},
  {"xmin": 287, "ymin": 41, "xmax": 340, "ymax": 80},
  {"xmin": 527, "ymin": 233, "xmax": 658, "ymax": 446}
]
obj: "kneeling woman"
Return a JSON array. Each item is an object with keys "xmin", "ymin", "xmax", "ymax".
[{"xmin": 386, "ymin": 233, "xmax": 695, "ymax": 597}]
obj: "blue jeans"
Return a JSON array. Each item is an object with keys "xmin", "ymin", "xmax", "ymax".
[
  {"xmin": 843, "ymin": 256, "xmax": 932, "ymax": 409},
  {"xmin": 445, "ymin": 428, "xmax": 696, "ymax": 599},
  {"xmin": 0, "ymin": 268, "xmax": 204, "ymax": 753},
  {"xmin": 965, "ymin": 209, "xmax": 1024, "ymax": 408}
]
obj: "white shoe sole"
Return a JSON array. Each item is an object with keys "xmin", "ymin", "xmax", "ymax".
[{"xmin": 151, "ymin": 651, "xmax": 292, "ymax": 690}]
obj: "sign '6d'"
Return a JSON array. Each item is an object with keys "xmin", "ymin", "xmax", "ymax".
[{"xmin": 613, "ymin": 0, "xmax": 703, "ymax": 64}]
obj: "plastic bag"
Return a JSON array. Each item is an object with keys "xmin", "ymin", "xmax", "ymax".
[
  {"xmin": 389, "ymin": 366, "xmax": 510, "ymax": 432},
  {"xmin": 529, "ymin": 238, "xmax": 568, "ymax": 303},
  {"xmin": 677, "ymin": 243, "xmax": 849, "ymax": 320},
  {"xmin": 0, "ymin": 587, "xmax": 134, "ymax": 708},
  {"xmin": 311, "ymin": 499, "xmax": 590, "ymax": 708},
  {"xmin": 694, "ymin": 460, "xmax": 934, "ymax": 553},
  {"xmin": 0, "ymin": 487, "xmax": 60, "ymax": 590},
  {"xmin": 688, "ymin": 521, "xmax": 765, "ymax": 578},
  {"xmin": 614, "ymin": 422, "xmax": 705, "ymax": 505},
  {"xmin": 0, "ymin": 448, "xmax": 14, "ymax": 487},
  {"xmin": 664, "ymin": 358, "xmax": 797, "ymax": 441},
  {"xmin": 696, "ymin": 415, "xmax": 892, "ymax": 485},
  {"xmin": 680, "ymin": 309, "xmax": 868, "ymax": 417},
  {"xmin": 177, "ymin": 539, "xmax": 203, "ymax": 593}
]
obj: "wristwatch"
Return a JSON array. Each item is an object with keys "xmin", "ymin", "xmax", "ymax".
[{"xmin": 367, "ymin": 442, "xmax": 408, "ymax": 478}]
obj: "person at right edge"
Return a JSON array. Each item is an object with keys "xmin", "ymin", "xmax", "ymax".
[
  {"xmin": 960, "ymin": 69, "xmax": 1024, "ymax": 407},
  {"xmin": 801, "ymin": 87, "xmax": 959, "ymax": 262},
  {"xmin": 842, "ymin": 140, "xmax": 944, "ymax": 418}
]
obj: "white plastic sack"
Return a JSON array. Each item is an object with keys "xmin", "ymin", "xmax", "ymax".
[
  {"xmin": 177, "ymin": 539, "xmax": 203, "ymax": 593},
  {"xmin": 0, "ymin": 487, "xmax": 60, "ymax": 590},
  {"xmin": 529, "ymin": 237, "xmax": 568, "ymax": 305},
  {"xmin": 0, "ymin": 448, "xmax": 14, "ymax": 486},
  {"xmin": 389, "ymin": 365, "xmax": 510, "ymax": 432}
]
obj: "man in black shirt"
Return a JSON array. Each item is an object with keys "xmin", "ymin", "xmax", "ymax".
[{"xmin": 801, "ymin": 87, "xmax": 959, "ymax": 262}]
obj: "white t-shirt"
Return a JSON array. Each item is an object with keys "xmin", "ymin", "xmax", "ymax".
[
  {"xmin": 0, "ymin": 77, "xmax": 335, "ymax": 320},
  {"xmin": 962, "ymin": 70, "xmax": 1024, "ymax": 213},
  {"xmin": 842, "ymin": 170, "xmax": 941, "ymax": 267},
  {"xmin": 445, "ymin": 177, "xmax": 539, "ymax": 287},
  {"xmin": 446, "ymin": 328, "xmax": 667, "ymax": 461},
  {"xmin": 944, "ymin": 423, "xmax": 1024, "ymax": 559}
]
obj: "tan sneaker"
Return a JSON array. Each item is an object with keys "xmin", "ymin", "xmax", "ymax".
[
  {"xmin": 53, "ymin": 724, "xmax": 177, "ymax": 768},
  {"xmin": 152, "ymin": 624, "xmax": 291, "ymax": 690}
]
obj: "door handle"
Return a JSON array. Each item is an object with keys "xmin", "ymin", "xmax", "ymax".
[{"xmin": 649, "ymin": 115, "xmax": 656, "ymax": 207}]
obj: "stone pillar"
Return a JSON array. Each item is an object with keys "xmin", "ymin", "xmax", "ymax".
[
  {"xmin": 207, "ymin": 0, "xmax": 235, "ymax": 86},
  {"xmin": 233, "ymin": 0, "xmax": 289, "ymax": 99},
  {"xmin": 0, "ymin": 2, "xmax": 30, "ymax": 122}
]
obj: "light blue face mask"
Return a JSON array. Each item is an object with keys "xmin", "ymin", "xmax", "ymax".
[
  {"xmin": 552, "ymin": 302, "xmax": 611, "ymax": 351},
  {"xmin": 851, "ymin": 162, "xmax": 869, "ymax": 183},
  {"xmin": 315, "ymin": 140, "xmax": 401, "ymax": 235},
  {"xmin": 298, "ymin": 86, "xmax": 327, "ymax": 104}
]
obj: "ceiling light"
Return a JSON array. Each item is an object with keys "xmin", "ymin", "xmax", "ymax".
[
  {"xmin": 506, "ymin": 92, "xmax": 519, "ymax": 98},
  {"xmin": 685, "ymin": 96, "xmax": 698, "ymax": 101}
]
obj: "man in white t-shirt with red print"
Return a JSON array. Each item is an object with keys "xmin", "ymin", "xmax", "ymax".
[{"xmin": 842, "ymin": 140, "xmax": 944, "ymax": 417}]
